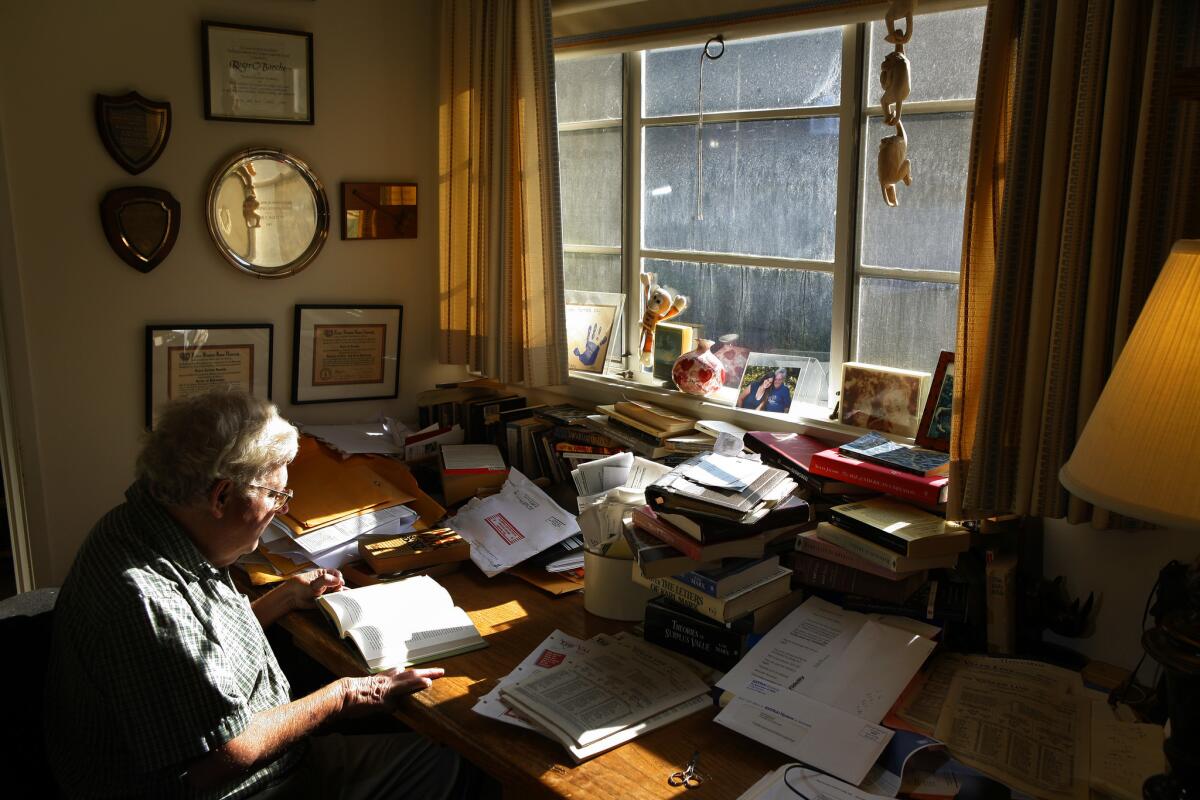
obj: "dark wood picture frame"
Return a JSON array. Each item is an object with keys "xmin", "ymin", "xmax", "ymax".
[
  {"xmin": 145, "ymin": 323, "xmax": 274, "ymax": 428},
  {"xmin": 916, "ymin": 350, "xmax": 954, "ymax": 452},
  {"xmin": 201, "ymin": 21, "xmax": 314, "ymax": 124},
  {"xmin": 292, "ymin": 304, "xmax": 403, "ymax": 404}
]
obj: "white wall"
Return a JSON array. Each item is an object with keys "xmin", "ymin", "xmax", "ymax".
[
  {"xmin": 0, "ymin": 1, "xmax": 464, "ymax": 585},
  {"xmin": 1043, "ymin": 518, "xmax": 1198, "ymax": 670}
]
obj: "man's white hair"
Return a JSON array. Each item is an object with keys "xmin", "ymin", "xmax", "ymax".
[{"xmin": 137, "ymin": 392, "xmax": 299, "ymax": 507}]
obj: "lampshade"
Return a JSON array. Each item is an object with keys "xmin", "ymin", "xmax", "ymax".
[{"xmin": 1059, "ymin": 240, "xmax": 1200, "ymax": 529}]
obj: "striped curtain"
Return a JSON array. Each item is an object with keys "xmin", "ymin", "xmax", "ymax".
[
  {"xmin": 950, "ymin": 0, "xmax": 1200, "ymax": 524},
  {"xmin": 439, "ymin": 0, "xmax": 568, "ymax": 387}
]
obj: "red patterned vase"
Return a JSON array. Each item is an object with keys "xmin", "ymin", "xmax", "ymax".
[{"xmin": 672, "ymin": 339, "xmax": 725, "ymax": 397}]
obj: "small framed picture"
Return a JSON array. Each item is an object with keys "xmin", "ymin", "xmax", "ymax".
[
  {"xmin": 652, "ymin": 322, "xmax": 696, "ymax": 381},
  {"xmin": 145, "ymin": 324, "xmax": 273, "ymax": 428},
  {"xmin": 736, "ymin": 353, "xmax": 816, "ymax": 415},
  {"xmin": 292, "ymin": 305, "xmax": 402, "ymax": 404},
  {"xmin": 342, "ymin": 182, "xmax": 417, "ymax": 239},
  {"xmin": 916, "ymin": 351, "xmax": 954, "ymax": 451},
  {"xmin": 565, "ymin": 290, "xmax": 624, "ymax": 374},
  {"xmin": 202, "ymin": 21, "xmax": 314, "ymax": 124},
  {"xmin": 839, "ymin": 361, "xmax": 931, "ymax": 438}
]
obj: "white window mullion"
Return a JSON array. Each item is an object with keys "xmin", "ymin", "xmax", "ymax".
[
  {"xmin": 623, "ymin": 50, "xmax": 644, "ymax": 374},
  {"xmin": 640, "ymin": 248, "xmax": 835, "ymax": 274},
  {"xmin": 832, "ymin": 23, "xmax": 865, "ymax": 395}
]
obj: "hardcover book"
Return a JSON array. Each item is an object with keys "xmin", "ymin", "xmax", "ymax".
[
  {"xmin": 642, "ymin": 597, "xmax": 755, "ymax": 671},
  {"xmin": 674, "ymin": 555, "xmax": 782, "ymax": 598},
  {"xmin": 316, "ymin": 575, "xmax": 487, "ymax": 672},
  {"xmin": 611, "ymin": 400, "xmax": 697, "ymax": 436},
  {"xmin": 745, "ymin": 431, "xmax": 872, "ymax": 496},
  {"xmin": 809, "ymin": 447, "xmax": 949, "ymax": 507},
  {"xmin": 813, "ymin": 522, "xmax": 960, "ymax": 573},
  {"xmin": 838, "ymin": 432, "xmax": 950, "ymax": 477},
  {"xmin": 631, "ymin": 507, "xmax": 796, "ymax": 563},
  {"xmin": 787, "ymin": 553, "xmax": 926, "ymax": 604},
  {"xmin": 656, "ymin": 495, "xmax": 814, "ymax": 544},
  {"xmin": 794, "ymin": 529, "xmax": 924, "ymax": 580},
  {"xmin": 630, "ymin": 565, "xmax": 793, "ymax": 623},
  {"xmin": 828, "ymin": 498, "xmax": 968, "ymax": 558},
  {"xmin": 622, "ymin": 523, "xmax": 718, "ymax": 579}
]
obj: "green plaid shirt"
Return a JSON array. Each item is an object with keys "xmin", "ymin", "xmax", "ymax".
[{"xmin": 46, "ymin": 481, "xmax": 298, "ymax": 799}]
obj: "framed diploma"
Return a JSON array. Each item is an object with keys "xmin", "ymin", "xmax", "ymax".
[
  {"xmin": 292, "ymin": 304, "xmax": 403, "ymax": 404},
  {"xmin": 202, "ymin": 21, "xmax": 314, "ymax": 124},
  {"xmin": 145, "ymin": 324, "xmax": 273, "ymax": 428}
]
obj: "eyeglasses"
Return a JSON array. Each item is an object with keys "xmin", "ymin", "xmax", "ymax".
[{"xmin": 247, "ymin": 483, "xmax": 294, "ymax": 511}]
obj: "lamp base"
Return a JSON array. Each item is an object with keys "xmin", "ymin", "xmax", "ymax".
[{"xmin": 1142, "ymin": 614, "xmax": 1200, "ymax": 800}]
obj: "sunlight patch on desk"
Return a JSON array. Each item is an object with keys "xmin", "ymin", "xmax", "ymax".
[{"xmin": 473, "ymin": 598, "xmax": 530, "ymax": 632}]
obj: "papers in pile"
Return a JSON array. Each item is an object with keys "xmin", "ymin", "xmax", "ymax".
[
  {"xmin": 714, "ymin": 596, "xmax": 939, "ymax": 786},
  {"xmin": 447, "ymin": 469, "xmax": 581, "ymax": 577},
  {"xmin": 570, "ymin": 452, "xmax": 671, "ymax": 556},
  {"xmin": 474, "ymin": 629, "xmax": 711, "ymax": 762},
  {"xmin": 258, "ymin": 504, "xmax": 420, "ymax": 571}
]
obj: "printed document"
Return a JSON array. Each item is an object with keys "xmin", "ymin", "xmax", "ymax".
[
  {"xmin": 934, "ymin": 671, "xmax": 1089, "ymax": 800},
  {"xmin": 1089, "ymin": 700, "xmax": 1164, "ymax": 800},
  {"xmin": 448, "ymin": 469, "xmax": 579, "ymax": 576},
  {"xmin": 738, "ymin": 765, "xmax": 894, "ymax": 800}
]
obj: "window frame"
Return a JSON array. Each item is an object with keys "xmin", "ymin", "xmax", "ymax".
[{"xmin": 559, "ymin": 7, "xmax": 982, "ymax": 438}]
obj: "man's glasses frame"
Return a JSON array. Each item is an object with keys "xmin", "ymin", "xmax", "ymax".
[{"xmin": 247, "ymin": 483, "xmax": 294, "ymax": 511}]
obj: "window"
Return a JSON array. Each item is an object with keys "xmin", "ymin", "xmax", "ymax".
[{"xmin": 556, "ymin": 7, "xmax": 986, "ymax": 420}]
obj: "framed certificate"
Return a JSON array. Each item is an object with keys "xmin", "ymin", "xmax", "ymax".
[
  {"xmin": 145, "ymin": 324, "xmax": 273, "ymax": 428},
  {"xmin": 292, "ymin": 304, "xmax": 403, "ymax": 404},
  {"xmin": 202, "ymin": 21, "xmax": 314, "ymax": 124}
]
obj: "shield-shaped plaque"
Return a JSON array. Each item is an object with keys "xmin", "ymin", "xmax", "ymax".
[
  {"xmin": 100, "ymin": 187, "xmax": 181, "ymax": 273},
  {"xmin": 95, "ymin": 92, "xmax": 171, "ymax": 175}
]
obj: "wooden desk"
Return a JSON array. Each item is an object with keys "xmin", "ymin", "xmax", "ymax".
[{"xmin": 251, "ymin": 568, "xmax": 790, "ymax": 799}]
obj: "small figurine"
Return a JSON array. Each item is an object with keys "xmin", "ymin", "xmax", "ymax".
[
  {"xmin": 878, "ymin": 119, "xmax": 911, "ymax": 207},
  {"xmin": 879, "ymin": 49, "xmax": 911, "ymax": 126},
  {"xmin": 885, "ymin": 0, "xmax": 915, "ymax": 44},
  {"xmin": 639, "ymin": 272, "xmax": 687, "ymax": 367}
]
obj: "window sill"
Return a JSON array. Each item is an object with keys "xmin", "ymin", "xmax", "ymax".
[{"xmin": 543, "ymin": 369, "xmax": 912, "ymax": 445}]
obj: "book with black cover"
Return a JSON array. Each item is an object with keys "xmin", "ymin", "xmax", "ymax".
[
  {"xmin": 656, "ymin": 494, "xmax": 816, "ymax": 544},
  {"xmin": 838, "ymin": 432, "xmax": 949, "ymax": 477}
]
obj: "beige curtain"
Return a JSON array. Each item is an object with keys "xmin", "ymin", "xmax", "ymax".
[
  {"xmin": 950, "ymin": 0, "xmax": 1200, "ymax": 523},
  {"xmin": 440, "ymin": 0, "xmax": 568, "ymax": 387}
]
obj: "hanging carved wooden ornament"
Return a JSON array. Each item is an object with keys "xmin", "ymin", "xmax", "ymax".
[
  {"xmin": 95, "ymin": 92, "xmax": 172, "ymax": 175},
  {"xmin": 100, "ymin": 186, "xmax": 181, "ymax": 273},
  {"xmin": 878, "ymin": 0, "xmax": 916, "ymax": 207}
]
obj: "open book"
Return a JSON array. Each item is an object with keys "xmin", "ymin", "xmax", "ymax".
[{"xmin": 316, "ymin": 575, "xmax": 486, "ymax": 672}]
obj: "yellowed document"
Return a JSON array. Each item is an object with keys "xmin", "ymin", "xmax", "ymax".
[
  {"xmin": 934, "ymin": 672, "xmax": 1089, "ymax": 800},
  {"xmin": 1089, "ymin": 700, "xmax": 1164, "ymax": 800}
]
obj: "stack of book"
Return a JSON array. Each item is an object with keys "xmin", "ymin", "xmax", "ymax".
[
  {"xmin": 625, "ymin": 453, "xmax": 815, "ymax": 670},
  {"xmin": 747, "ymin": 430, "xmax": 973, "ymax": 623},
  {"xmin": 504, "ymin": 404, "xmax": 622, "ymax": 484},
  {"xmin": 584, "ymin": 401, "xmax": 714, "ymax": 460}
]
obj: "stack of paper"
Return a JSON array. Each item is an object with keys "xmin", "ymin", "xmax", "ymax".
[{"xmin": 476, "ymin": 630, "xmax": 712, "ymax": 762}]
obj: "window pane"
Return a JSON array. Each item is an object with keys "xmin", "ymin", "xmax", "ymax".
[
  {"xmin": 869, "ymin": 7, "xmax": 986, "ymax": 104},
  {"xmin": 860, "ymin": 112, "xmax": 972, "ymax": 271},
  {"xmin": 643, "ymin": 119, "xmax": 839, "ymax": 260},
  {"xmin": 855, "ymin": 277, "xmax": 957, "ymax": 373},
  {"xmin": 556, "ymin": 54, "xmax": 622, "ymax": 123},
  {"xmin": 559, "ymin": 128, "xmax": 622, "ymax": 247},
  {"xmin": 564, "ymin": 252, "xmax": 622, "ymax": 294},
  {"xmin": 644, "ymin": 29, "xmax": 841, "ymax": 117},
  {"xmin": 644, "ymin": 258, "xmax": 832, "ymax": 401}
]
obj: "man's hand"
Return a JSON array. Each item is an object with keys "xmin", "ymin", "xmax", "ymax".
[
  {"xmin": 285, "ymin": 568, "xmax": 345, "ymax": 611},
  {"xmin": 251, "ymin": 569, "xmax": 345, "ymax": 628},
  {"xmin": 342, "ymin": 668, "xmax": 445, "ymax": 716}
]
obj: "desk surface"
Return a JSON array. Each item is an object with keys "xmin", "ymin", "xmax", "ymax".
[{"xmin": 255, "ymin": 567, "xmax": 790, "ymax": 799}]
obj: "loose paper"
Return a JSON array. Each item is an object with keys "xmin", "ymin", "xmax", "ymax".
[
  {"xmin": 738, "ymin": 765, "xmax": 894, "ymax": 800},
  {"xmin": 1089, "ymin": 701, "xmax": 1164, "ymax": 800},
  {"xmin": 302, "ymin": 423, "xmax": 402, "ymax": 455},
  {"xmin": 448, "ymin": 469, "xmax": 580, "ymax": 576}
]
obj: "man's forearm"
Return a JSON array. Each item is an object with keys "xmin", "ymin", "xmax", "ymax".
[
  {"xmin": 250, "ymin": 584, "xmax": 294, "ymax": 629},
  {"xmin": 185, "ymin": 679, "xmax": 348, "ymax": 791}
]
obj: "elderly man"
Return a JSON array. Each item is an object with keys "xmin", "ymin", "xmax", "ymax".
[{"xmin": 46, "ymin": 392, "xmax": 488, "ymax": 799}]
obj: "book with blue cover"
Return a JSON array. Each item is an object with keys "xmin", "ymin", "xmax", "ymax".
[{"xmin": 838, "ymin": 432, "xmax": 949, "ymax": 477}]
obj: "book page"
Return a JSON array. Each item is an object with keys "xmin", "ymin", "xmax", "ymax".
[
  {"xmin": 1089, "ymin": 701, "xmax": 1164, "ymax": 800},
  {"xmin": 934, "ymin": 672, "xmax": 1089, "ymax": 800},
  {"xmin": 345, "ymin": 606, "xmax": 477, "ymax": 662},
  {"xmin": 317, "ymin": 574, "xmax": 453, "ymax": 635}
]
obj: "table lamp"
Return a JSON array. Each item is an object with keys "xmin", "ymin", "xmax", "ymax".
[{"xmin": 1059, "ymin": 239, "xmax": 1200, "ymax": 800}]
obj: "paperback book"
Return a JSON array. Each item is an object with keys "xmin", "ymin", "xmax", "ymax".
[
  {"xmin": 838, "ymin": 432, "xmax": 949, "ymax": 477},
  {"xmin": 828, "ymin": 498, "xmax": 968, "ymax": 558}
]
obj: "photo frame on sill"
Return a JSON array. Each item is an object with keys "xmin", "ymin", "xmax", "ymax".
[
  {"xmin": 292, "ymin": 304, "xmax": 402, "ymax": 404},
  {"xmin": 839, "ymin": 361, "xmax": 930, "ymax": 438},
  {"xmin": 652, "ymin": 322, "xmax": 699, "ymax": 382},
  {"xmin": 202, "ymin": 21, "xmax": 314, "ymax": 124},
  {"xmin": 145, "ymin": 324, "xmax": 273, "ymax": 429},
  {"xmin": 916, "ymin": 351, "xmax": 954, "ymax": 452},
  {"xmin": 565, "ymin": 290, "xmax": 624, "ymax": 374},
  {"xmin": 735, "ymin": 353, "xmax": 822, "ymax": 416}
]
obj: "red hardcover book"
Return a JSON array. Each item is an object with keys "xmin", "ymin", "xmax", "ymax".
[{"xmin": 809, "ymin": 447, "xmax": 948, "ymax": 507}]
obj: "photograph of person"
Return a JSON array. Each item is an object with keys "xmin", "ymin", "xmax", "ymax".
[{"xmin": 736, "ymin": 356, "xmax": 800, "ymax": 414}]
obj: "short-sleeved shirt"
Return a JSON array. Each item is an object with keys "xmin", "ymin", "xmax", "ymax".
[
  {"xmin": 45, "ymin": 481, "xmax": 298, "ymax": 799},
  {"xmin": 762, "ymin": 384, "xmax": 792, "ymax": 413}
]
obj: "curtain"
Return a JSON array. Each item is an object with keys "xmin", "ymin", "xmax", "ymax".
[
  {"xmin": 950, "ymin": 0, "xmax": 1200, "ymax": 523},
  {"xmin": 439, "ymin": 0, "xmax": 569, "ymax": 387}
]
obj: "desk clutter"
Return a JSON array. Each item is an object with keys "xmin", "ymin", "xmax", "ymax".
[{"xmin": 243, "ymin": 387, "xmax": 1164, "ymax": 800}]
